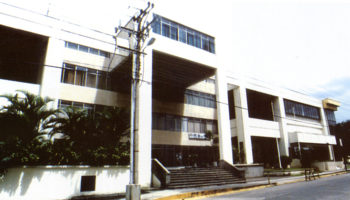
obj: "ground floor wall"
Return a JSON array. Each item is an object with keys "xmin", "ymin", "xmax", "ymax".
[
  {"xmin": 0, "ymin": 166, "xmax": 129, "ymax": 200},
  {"xmin": 312, "ymin": 161, "xmax": 344, "ymax": 171}
]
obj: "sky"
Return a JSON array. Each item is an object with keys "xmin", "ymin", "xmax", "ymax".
[{"xmin": 3, "ymin": 0, "xmax": 350, "ymax": 122}]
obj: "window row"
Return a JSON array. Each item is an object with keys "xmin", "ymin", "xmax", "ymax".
[
  {"xmin": 284, "ymin": 99, "xmax": 320, "ymax": 120},
  {"xmin": 152, "ymin": 14, "xmax": 215, "ymax": 53},
  {"xmin": 65, "ymin": 41, "xmax": 110, "ymax": 58},
  {"xmin": 152, "ymin": 113, "xmax": 218, "ymax": 134},
  {"xmin": 185, "ymin": 90, "xmax": 216, "ymax": 108},
  {"xmin": 61, "ymin": 63, "xmax": 111, "ymax": 90},
  {"xmin": 58, "ymin": 99, "xmax": 110, "ymax": 114}
]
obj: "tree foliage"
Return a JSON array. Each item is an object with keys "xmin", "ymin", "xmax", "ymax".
[
  {"xmin": 0, "ymin": 91, "xmax": 55, "ymax": 169},
  {"xmin": 0, "ymin": 91, "xmax": 130, "ymax": 172},
  {"xmin": 334, "ymin": 120, "xmax": 350, "ymax": 158},
  {"xmin": 45, "ymin": 106, "xmax": 130, "ymax": 165}
]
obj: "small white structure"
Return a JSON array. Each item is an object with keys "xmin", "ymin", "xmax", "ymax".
[{"xmin": 0, "ymin": 166, "xmax": 129, "ymax": 200}]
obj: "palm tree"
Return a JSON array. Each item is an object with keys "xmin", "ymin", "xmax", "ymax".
[
  {"xmin": 0, "ymin": 90, "xmax": 57, "ymax": 166},
  {"xmin": 46, "ymin": 106, "xmax": 130, "ymax": 165},
  {"xmin": 0, "ymin": 90, "xmax": 56, "ymax": 141}
]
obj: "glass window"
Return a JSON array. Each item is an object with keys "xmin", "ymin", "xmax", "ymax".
[
  {"xmin": 152, "ymin": 14, "xmax": 216, "ymax": 53},
  {"xmin": 65, "ymin": 41, "xmax": 110, "ymax": 57},
  {"xmin": 170, "ymin": 26, "xmax": 178, "ymax": 40},
  {"xmin": 187, "ymin": 32, "xmax": 194, "ymax": 46},
  {"xmin": 181, "ymin": 117, "xmax": 187, "ymax": 132},
  {"xmin": 86, "ymin": 69, "xmax": 97, "ymax": 88},
  {"xmin": 194, "ymin": 34, "xmax": 201, "ymax": 48},
  {"xmin": 89, "ymin": 48, "xmax": 99, "ymax": 55},
  {"xmin": 152, "ymin": 18, "xmax": 161, "ymax": 34},
  {"xmin": 72, "ymin": 102, "xmax": 84, "ymax": 109},
  {"xmin": 188, "ymin": 119, "xmax": 195, "ymax": 133},
  {"xmin": 194, "ymin": 119, "xmax": 201, "ymax": 133},
  {"xmin": 99, "ymin": 50, "xmax": 110, "ymax": 57},
  {"xmin": 75, "ymin": 67, "xmax": 86, "ymax": 86},
  {"xmin": 166, "ymin": 115, "xmax": 175, "ymax": 131},
  {"xmin": 325, "ymin": 109, "xmax": 336, "ymax": 125},
  {"xmin": 198, "ymin": 93, "xmax": 205, "ymax": 107},
  {"xmin": 59, "ymin": 100, "xmax": 72, "ymax": 109},
  {"xmin": 179, "ymin": 27, "xmax": 186, "ymax": 43},
  {"xmin": 175, "ymin": 117, "xmax": 182, "ymax": 132},
  {"xmin": 158, "ymin": 114, "xmax": 165, "ymax": 130},
  {"xmin": 162, "ymin": 23, "xmax": 170, "ymax": 37},
  {"xmin": 97, "ymin": 71, "xmax": 107, "ymax": 90},
  {"xmin": 185, "ymin": 90, "xmax": 216, "ymax": 108},
  {"xmin": 62, "ymin": 64, "xmax": 75, "ymax": 84},
  {"xmin": 213, "ymin": 122, "xmax": 218, "ymax": 134},
  {"xmin": 206, "ymin": 121, "xmax": 213, "ymax": 133},
  {"xmin": 67, "ymin": 42, "xmax": 78, "ymax": 49},
  {"xmin": 61, "ymin": 63, "xmax": 110, "ymax": 90},
  {"xmin": 78, "ymin": 45, "xmax": 89, "ymax": 52},
  {"xmin": 202, "ymin": 38, "xmax": 209, "ymax": 51},
  {"xmin": 284, "ymin": 99, "xmax": 320, "ymax": 120},
  {"xmin": 209, "ymin": 39, "xmax": 215, "ymax": 53}
]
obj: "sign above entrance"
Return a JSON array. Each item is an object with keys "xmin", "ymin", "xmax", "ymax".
[{"xmin": 188, "ymin": 133, "xmax": 207, "ymax": 140}]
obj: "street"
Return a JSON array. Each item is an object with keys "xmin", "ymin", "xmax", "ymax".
[{"xmin": 200, "ymin": 173, "xmax": 350, "ymax": 200}]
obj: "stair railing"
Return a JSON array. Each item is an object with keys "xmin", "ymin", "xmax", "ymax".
[
  {"xmin": 152, "ymin": 159, "xmax": 170, "ymax": 188},
  {"xmin": 219, "ymin": 160, "xmax": 246, "ymax": 179}
]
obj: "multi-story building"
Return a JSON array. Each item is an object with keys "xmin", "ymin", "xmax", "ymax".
[{"xmin": 0, "ymin": 1, "xmax": 340, "ymax": 188}]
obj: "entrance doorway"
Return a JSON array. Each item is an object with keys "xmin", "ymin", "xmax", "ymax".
[
  {"xmin": 152, "ymin": 144, "xmax": 219, "ymax": 167},
  {"xmin": 251, "ymin": 136, "xmax": 279, "ymax": 168}
]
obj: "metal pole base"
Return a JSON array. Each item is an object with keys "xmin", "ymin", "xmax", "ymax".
[{"xmin": 126, "ymin": 184, "xmax": 141, "ymax": 200}]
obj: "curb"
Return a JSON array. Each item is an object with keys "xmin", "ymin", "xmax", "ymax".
[
  {"xmin": 154, "ymin": 171, "xmax": 347, "ymax": 200},
  {"xmin": 154, "ymin": 184, "xmax": 272, "ymax": 200}
]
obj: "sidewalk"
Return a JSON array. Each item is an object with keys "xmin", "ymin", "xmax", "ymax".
[
  {"xmin": 73, "ymin": 170, "xmax": 347, "ymax": 200},
  {"xmin": 140, "ymin": 169, "xmax": 346, "ymax": 200}
]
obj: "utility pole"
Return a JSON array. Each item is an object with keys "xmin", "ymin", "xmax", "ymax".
[{"xmin": 123, "ymin": 2, "xmax": 154, "ymax": 200}]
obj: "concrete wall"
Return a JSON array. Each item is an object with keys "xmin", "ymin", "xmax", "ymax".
[
  {"xmin": 312, "ymin": 161, "xmax": 344, "ymax": 171},
  {"xmin": 0, "ymin": 79, "xmax": 40, "ymax": 100},
  {"xmin": 234, "ymin": 164, "xmax": 264, "ymax": 178},
  {"xmin": 0, "ymin": 166, "xmax": 129, "ymax": 200},
  {"xmin": 248, "ymin": 118, "xmax": 280, "ymax": 138}
]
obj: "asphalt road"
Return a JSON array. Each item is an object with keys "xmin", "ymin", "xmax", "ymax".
[{"xmin": 201, "ymin": 173, "xmax": 350, "ymax": 200}]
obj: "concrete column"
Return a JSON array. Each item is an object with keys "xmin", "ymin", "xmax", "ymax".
[
  {"xmin": 320, "ymin": 108, "xmax": 330, "ymax": 135},
  {"xmin": 233, "ymin": 86, "xmax": 253, "ymax": 164},
  {"xmin": 40, "ymin": 37, "xmax": 64, "ymax": 109},
  {"xmin": 134, "ymin": 47, "xmax": 153, "ymax": 186},
  {"xmin": 215, "ymin": 69, "xmax": 233, "ymax": 164},
  {"xmin": 320, "ymin": 108, "xmax": 334, "ymax": 161},
  {"xmin": 328, "ymin": 145, "xmax": 335, "ymax": 161},
  {"xmin": 276, "ymin": 97, "xmax": 289, "ymax": 156}
]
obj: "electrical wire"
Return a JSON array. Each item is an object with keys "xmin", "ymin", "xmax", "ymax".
[{"xmin": 1, "ymin": 59, "xmax": 339, "ymax": 130}]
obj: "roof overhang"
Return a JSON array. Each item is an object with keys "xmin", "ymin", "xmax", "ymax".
[
  {"xmin": 111, "ymin": 50, "xmax": 216, "ymax": 102},
  {"xmin": 289, "ymin": 132, "xmax": 336, "ymax": 145},
  {"xmin": 323, "ymin": 98, "xmax": 340, "ymax": 111}
]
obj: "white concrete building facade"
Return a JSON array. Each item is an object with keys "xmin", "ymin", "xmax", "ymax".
[{"xmin": 0, "ymin": 1, "xmax": 340, "ymax": 192}]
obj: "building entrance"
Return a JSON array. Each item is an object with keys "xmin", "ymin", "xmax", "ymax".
[
  {"xmin": 152, "ymin": 144, "xmax": 219, "ymax": 167},
  {"xmin": 251, "ymin": 136, "xmax": 279, "ymax": 168}
]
